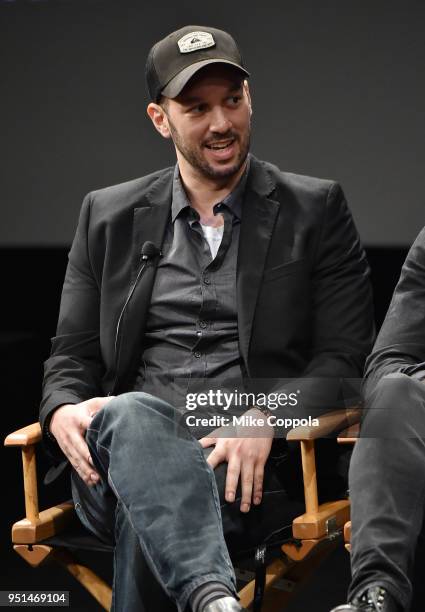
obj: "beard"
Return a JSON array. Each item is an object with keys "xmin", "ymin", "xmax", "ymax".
[{"xmin": 167, "ymin": 118, "xmax": 251, "ymax": 180}]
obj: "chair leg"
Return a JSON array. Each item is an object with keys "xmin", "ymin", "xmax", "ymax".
[
  {"xmin": 53, "ymin": 549, "xmax": 112, "ymax": 611},
  {"xmin": 238, "ymin": 557, "xmax": 295, "ymax": 609},
  {"xmin": 238, "ymin": 538, "xmax": 339, "ymax": 611},
  {"xmin": 261, "ymin": 539, "xmax": 340, "ymax": 612},
  {"xmin": 14, "ymin": 537, "xmax": 340, "ymax": 611},
  {"xmin": 14, "ymin": 545, "xmax": 112, "ymax": 611}
]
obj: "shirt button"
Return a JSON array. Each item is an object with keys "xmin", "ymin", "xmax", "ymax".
[
  {"xmin": 199, "ymin": 320, "xmax": 207, "ymax": 329},
  {"xmin": 194, "ymin": 351, "xmax": 201, "ymax": 358},
  {"xmin": 203, "ymin": 276, "xmax": 210, "ymax": 285}
]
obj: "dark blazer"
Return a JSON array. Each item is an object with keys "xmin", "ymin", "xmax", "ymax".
[
  {"xmin": 40, "ymin": 155, "xmax": 374, "ymax": 463},
  {"xmin": 365, "ymin": 226, "xmax": 425, "ymax": 394}
]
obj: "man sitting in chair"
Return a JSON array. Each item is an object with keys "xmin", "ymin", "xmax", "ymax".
[
  {"xmin": 40, "ymin": 25, "xmax": 374, "ymax": 612},
  {"xmin": 332, "ymin": 229, "xmax": 425, "ymax": 612}
]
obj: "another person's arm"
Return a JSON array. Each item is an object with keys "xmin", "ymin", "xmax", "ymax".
[{"xmin": 365, "ymin": 226, "xmax": 425, "ymax": 394}]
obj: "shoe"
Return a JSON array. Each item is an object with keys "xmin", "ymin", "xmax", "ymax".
[
  {"xmin": 330, "ymin": 585, "xmax": 401, "ymax": 612},
  {"xmin": 203, "ymin": 596, "xmax": 247, "ymax": 611}
]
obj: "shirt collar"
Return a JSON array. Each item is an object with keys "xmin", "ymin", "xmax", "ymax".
[{"xmin": 171, "ymin": 155, "xmax": 250, "ymax": 223}]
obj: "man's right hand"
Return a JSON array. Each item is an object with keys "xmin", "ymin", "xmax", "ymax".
[{"xmin": 49, "ymin": 396, "xmax": 114, "ymax": 486}]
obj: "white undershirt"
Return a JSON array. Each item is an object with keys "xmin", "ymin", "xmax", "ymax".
[{"xmin": 200, "ymin": 223, "xmax": 224, "ymax": 259}]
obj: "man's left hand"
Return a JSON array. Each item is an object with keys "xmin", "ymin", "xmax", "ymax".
[{"xmin": 199, "ymin": 407, "xmax": 274, "ymax": 513}]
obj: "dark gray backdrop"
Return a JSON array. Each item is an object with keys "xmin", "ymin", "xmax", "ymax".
[{"xmin": 2, "ymin": 0, "xmax": 425, "ymax": 247}]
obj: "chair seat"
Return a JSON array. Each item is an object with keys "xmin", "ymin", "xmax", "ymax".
[
  {"xmin": 37, "ymin": 518, "xmax": 291, "ymax": 571},
  {"xmin": 40, "ymin": 521, "xmax": 114, "ymax": 553}
]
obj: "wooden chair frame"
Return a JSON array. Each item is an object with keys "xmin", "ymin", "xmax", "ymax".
[{"xmin": 5, "ymin": 406, "xmax": 361, "ymax": 611}]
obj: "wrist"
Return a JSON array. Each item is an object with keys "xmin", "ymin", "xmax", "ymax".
[
  {"xmin": 251, "ymin": 405, "xmax": 274, "ymax": 419},
  {"xmin": 44, "ymin": 413, "xmax": 57, "ymax": 443}
]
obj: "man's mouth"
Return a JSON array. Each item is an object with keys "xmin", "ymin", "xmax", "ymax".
[{"xmin": 205, "ymin": 138, "xmax": 235, "ymax": 151}]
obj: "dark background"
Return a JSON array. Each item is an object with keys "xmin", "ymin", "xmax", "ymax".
[{"xmin": 1, "ymin": 1, "xmax": 425, "ymax": 610}]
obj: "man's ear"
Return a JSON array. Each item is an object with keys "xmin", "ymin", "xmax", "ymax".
[
  {"xmin": 243, "ymin": 80, "xmax": 252, "ymax": 116},
  {"xmin": 146, "ymin": 102, "xmax": 171, "ymax": 139}
]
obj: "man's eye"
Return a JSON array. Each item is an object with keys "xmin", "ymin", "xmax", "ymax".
[
  {"xmin": 228, "ymin": 96, "xmax": 241, "ymax": 105},
  {"xmin": 189, "ymin": 104, "xmax": 206, "ymax": 114}
]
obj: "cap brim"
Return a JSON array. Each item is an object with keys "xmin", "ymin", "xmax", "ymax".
[{"xmin": 161, "ymin": 59, "xmax": 250, "ymax": 99}]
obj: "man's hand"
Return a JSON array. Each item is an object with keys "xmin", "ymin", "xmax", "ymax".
[
  {"xmin": 49, "ymin": 396, "xmax": 114, "ymax": 486},
  {"xmin": 199, "ymin": 408, "xmax": 274, "ymax": 513}
]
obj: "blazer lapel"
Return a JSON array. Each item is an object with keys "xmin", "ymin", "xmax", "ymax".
[
  {"xmin": 237, "ymin": 157, "xmax": 280, "ymax": 373},
  {"xmin": 115, "ymin": 170, "xmax": 173, "ymax": 390}
]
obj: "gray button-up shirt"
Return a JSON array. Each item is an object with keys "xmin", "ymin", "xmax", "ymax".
[{"xmin": 134, "ymin": 159, "xmax": 250, "ymax": 421}]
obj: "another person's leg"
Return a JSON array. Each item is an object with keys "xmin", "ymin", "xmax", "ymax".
[{"xmin": 332, "ymin": 374, "xmax": 425, "ymax": 611}]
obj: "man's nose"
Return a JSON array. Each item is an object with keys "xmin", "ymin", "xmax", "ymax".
[{"xmin": 209, "ymin": 108, "xmax": 232, "ymax": 133}]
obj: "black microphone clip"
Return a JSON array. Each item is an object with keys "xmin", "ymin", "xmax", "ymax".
[{"xmin": 141, "ymin": 241, "xmax": 161, "ymax": 260}]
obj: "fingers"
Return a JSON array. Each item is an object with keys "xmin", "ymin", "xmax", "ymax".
[
  {"xmin": 205, "ymin": 444, "xmax": 225, "ymax": 469},
  {"xmin": 52, "ymin": 404, "xmax": 101, "ymax": 486},
  {"xmin": 74, "ymin": 406, "xmax": 100, "ymax": 484},
  {"xmin": 252, "ymin": 463, "xmax": 264, "ymax": 505},
  {"xmin": 239, "ymin": 459, "xmax": 254, "ymax": 512},
  {"xmin": 49, "ymin": 398, "xmax": 116, "ymax": 487},
  {"xmin": 58, "ymin": 427, "xmax": 99, "ymax": 486},
  {"xmin": 79, "ymin": 413, "xmax": 94, "ymax": 430},
  {"xmin": 199, "ymin": 437, "xmax": 216, "ymax": 449},
  {"xmin": 94, "ymin": 395, "xmax": 115, "ymax": 412},
  {"xmin": 86, "ymin": 395, "xmax": 114, "ymax": 417},
  {"xmin": 225, "ymin": 454, "xmax": 241, "ymax": 504},
  {"xmin": 68, "ymin": 434, "xmax": 99, "ymax": 485},
  {"xmin": 79, "ymin": 396, "xmax": 111, "ymax": 430}
]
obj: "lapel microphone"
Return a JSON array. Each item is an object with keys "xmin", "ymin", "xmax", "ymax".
[
  {"xmin": 111, "ymin": 241, "xmax": 162, "ymax": 393},
  {"xmin": 141, "ymin": 241, "xmax": 162, "ymax": 260}
]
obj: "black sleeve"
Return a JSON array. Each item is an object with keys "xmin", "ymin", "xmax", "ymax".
[
  {"xmin": 365, "ymin": 226, "xmax": 425, "ymax": 395},
  {"xmin": 39, "ymin": 192, "xmax": 104, "ymax": 458}
]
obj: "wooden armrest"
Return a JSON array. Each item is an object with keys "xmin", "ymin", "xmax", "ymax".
[
  {"xmin": 286, "ymin": 406, "xmax": 362, "ymax": 441},
  {"xmin": 12, "ymin": 502, "xmax": 76, "ymax": 544},
  {"xmin": 344, "ymin": 520, "xmax": 352, "ymax": 543},
  {"xmin": 4, "ymin": 422, "xmax": 43, "ymax": 522},
  {"xmin": 5, "ymin": 422, "xmax": 74, "ymax": 542},
  {"xmin": 286, "ymin": 406, "xmax": 360, "ymax": 522},
  {"xmin": 4, "ymin": 422, "xmax": 42, "ymax": 447},
  {"xmin": 337, "ymin": 422, "xmax": 360, "ymax": 444}
]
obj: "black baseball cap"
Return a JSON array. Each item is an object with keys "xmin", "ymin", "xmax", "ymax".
[{"xmin": 146, "ymin": 25, "xmax": 250, "ymax": 102}]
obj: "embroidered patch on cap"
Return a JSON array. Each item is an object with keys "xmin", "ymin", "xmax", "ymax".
[{"xmin": 178, "ymin": 31, "xmax": 215, "ymax": 54}]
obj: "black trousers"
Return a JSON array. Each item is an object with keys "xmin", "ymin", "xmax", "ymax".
[{"xmin": 348, "ymin": 374, "xmax": 425, "ymax": 610}]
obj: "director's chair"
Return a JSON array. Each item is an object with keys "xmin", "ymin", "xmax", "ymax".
[{"xmin": 5, "ymin": 407, "xmax": 360, "ymax": 611}]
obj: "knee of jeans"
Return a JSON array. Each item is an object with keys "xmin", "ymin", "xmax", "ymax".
[{"xmin": 102, "ymin": 391, "xmax": 176, "ymax": 428}]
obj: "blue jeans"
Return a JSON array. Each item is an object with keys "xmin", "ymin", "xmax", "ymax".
[{"xmin": 71, "ymin": 392, "xmax": 321, "ymax": 611}]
